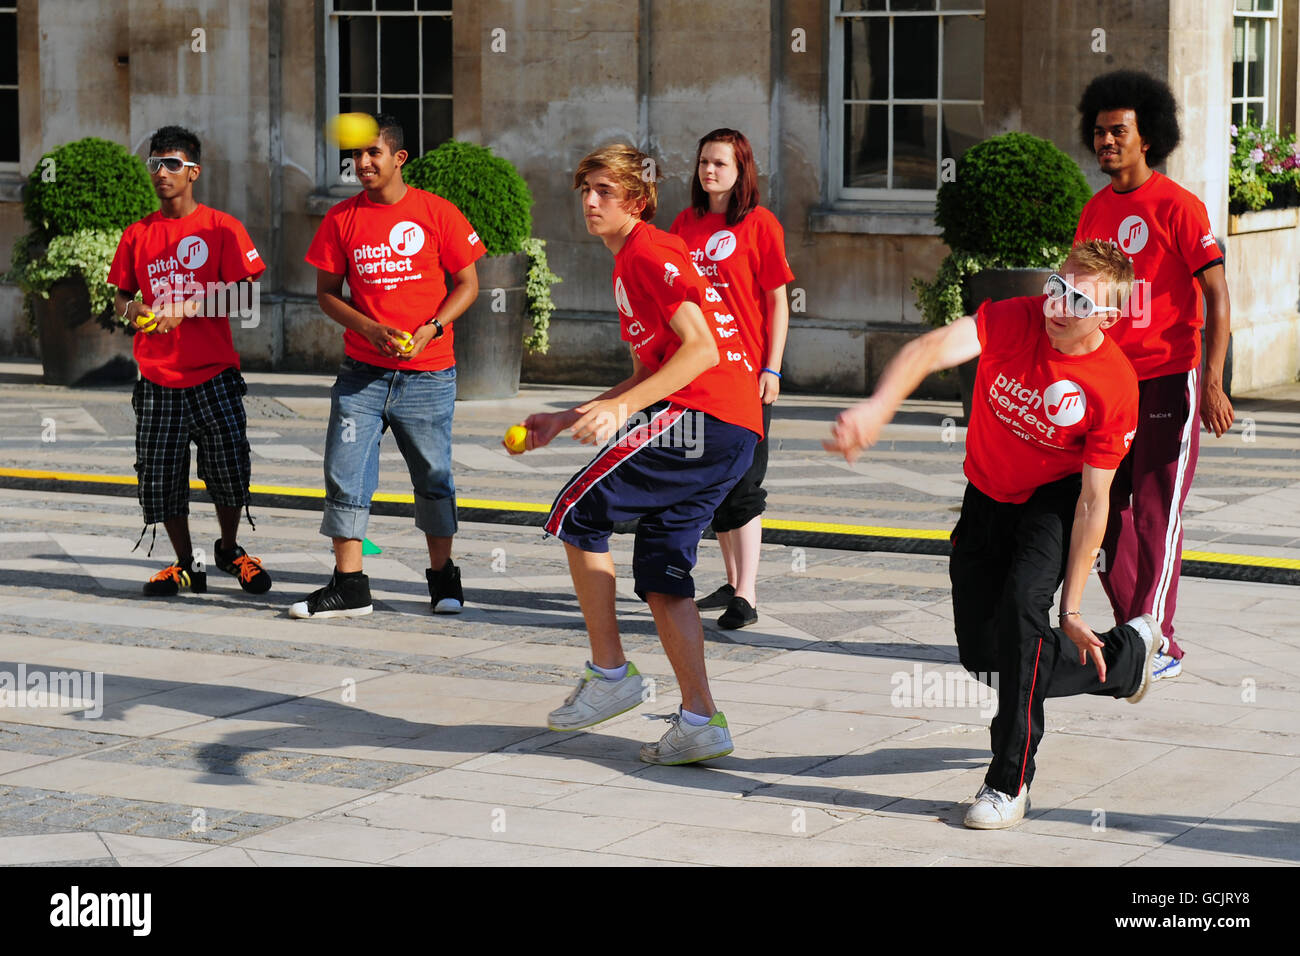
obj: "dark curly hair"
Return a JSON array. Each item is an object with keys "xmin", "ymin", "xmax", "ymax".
[{"xmin": 1077, "ymin": 70, "xmax": 1180, "ymax": 168}]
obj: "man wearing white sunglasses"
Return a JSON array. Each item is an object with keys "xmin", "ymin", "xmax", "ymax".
[
  {"xmin": 109, "ymin": 126, "xmax": 272, "ymax": 599},
  {"xmin": 826, "ymin": 241, "xmax": 1167, "ymax": 830},
  {"xmin": 1074, "ymin": 70, "xmax": 1233, "ymax": 683}
]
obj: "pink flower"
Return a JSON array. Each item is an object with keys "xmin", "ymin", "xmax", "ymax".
[
  {"xmin": 1230, "ymin": 124, "xmax": 1239, "ymax": 137},
  {"xmin": 1250, "ymin": 147, "xmax": 1265, "ymax": 164}
]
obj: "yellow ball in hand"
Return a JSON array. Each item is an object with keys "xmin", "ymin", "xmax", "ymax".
[
  {"xmin": 134, "ymin": 310, "xmax": 157, "ymax": 333},
  {"xmin": 504, "ymin": 425, "xmax": 528, "ymax": 453},
  {"xmin": 393, "ymin": 330, "xmax": 415, "ymax": 354},
  {"xmin": 327, "ymin": 112, "xmax": 380, "ymax": 150}
]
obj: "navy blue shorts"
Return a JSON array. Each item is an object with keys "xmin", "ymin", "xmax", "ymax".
[{"xmin": 545, "ymin": 402, "xmax": 757, "ymax": 600}]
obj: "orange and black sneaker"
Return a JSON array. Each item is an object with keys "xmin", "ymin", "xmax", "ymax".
[
  {"xmin": 143, "ymin": 560, "xmax": 207, "ymax": 597},
  {"xmin": 214, "ymin": 540, "xmax": 272, "ymax": 594}
]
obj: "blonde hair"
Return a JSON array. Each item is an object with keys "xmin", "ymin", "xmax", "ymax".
[
  {"xmin": 572, "ymin": 144, "xmax": 658, "ymax": 221},
  {"xmin": 1063, "ymin": 239, "xmax": 1136, "ymax": 309}
]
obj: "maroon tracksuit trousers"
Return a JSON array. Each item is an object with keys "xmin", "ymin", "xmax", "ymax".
[{"xmin": 1099, "ymin": 367, "xmax": 1202, "ymax": 658}]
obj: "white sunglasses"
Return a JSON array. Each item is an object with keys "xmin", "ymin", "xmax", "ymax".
[
  {"xmin": 146, "ymin": 156, "xmax": 199, "ymax": 173},
  {"xmin": 1044, "ymin": 273, "xmax": 1121, "ymax": 319}
]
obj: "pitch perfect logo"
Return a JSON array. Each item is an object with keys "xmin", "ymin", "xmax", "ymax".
[
  {"xmin": 351, "ymin": 220, "xmax": 424, "ymax": 278},
  {"xmin": 705, "ymin": 229, "xmax": 737, "ymax": 261},
  {"xmin": 987, "ymin": 373, "xmax": 1087, "ymax": 440}
]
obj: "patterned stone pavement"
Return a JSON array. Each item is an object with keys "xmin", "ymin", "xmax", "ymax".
[{"xmin": 0, "ymin": 359, "xmax": 1295, "ymax": 866}]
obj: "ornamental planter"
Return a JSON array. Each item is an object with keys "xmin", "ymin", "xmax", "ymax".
[
  {"xmin": 31, "ymin": 277, "xmax": 136, "ymax": 387},
  {"xmin": 1227, "ymin": 206, "xmax": 1299, "ymax": 235},
  {"xmin": 958, "ymin": 267, "xmax": 1054, "ymax": 422},
  {"xmin": 453, "ymin": 251, "xmax": 528, "ymax": 400}
]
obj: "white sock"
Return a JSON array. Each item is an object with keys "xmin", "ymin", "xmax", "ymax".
[
  {"xmin": 680, "ymin": 707, "xmax": 712, "ymax": 726},
  {"xmin": 590, "ymin": 661, "xmax": 628, "ymax": 681}
]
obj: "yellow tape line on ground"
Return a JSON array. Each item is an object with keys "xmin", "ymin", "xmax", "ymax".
[{"xmin": 1, "ymin": 467, "xmax": 1294, "ymax": 569}]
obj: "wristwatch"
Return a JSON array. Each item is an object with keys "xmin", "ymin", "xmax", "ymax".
[{"xmin": 424, "ymin": 317, "xmax": 445, "ymax": 339}]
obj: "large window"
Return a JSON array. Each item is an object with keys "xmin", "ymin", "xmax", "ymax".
[
  {"xmin": 0, "ymin": 4, "xmax": 17, "ymax": 168},
  {"xmin": 325, "ymin": 0, "xmax": 453, "ymax": 178},
  {"xmin": 1232, "ymin": 0, "xmax": 1281, "ymax": 127},
  {"xmin": 830, "ymin": 0, "xmax": 985, "ymax": 200}
]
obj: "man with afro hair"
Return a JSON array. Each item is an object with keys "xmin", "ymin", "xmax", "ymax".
[{"xmin": 1073, "ymin": 70, "xmax": 1234, "ymax": 683}]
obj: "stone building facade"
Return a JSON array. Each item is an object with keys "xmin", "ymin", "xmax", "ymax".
[{"xmin": 1, "ymin": 0, "xmax": 1297, "ymax": 394}]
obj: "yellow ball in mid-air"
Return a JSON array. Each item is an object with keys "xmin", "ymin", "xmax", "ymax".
[
  {"xmin": 504, "ymin": 425, "xmax": 528, "ymax": 453},
  {"xmin": 327, "ymin": 112, "xmax": 380, "ymax": 150}
]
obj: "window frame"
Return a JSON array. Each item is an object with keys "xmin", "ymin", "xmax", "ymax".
[
  {"xmin": 1232, "ymin": 0, "xmax": 1282, "ymax": 128},
  {"xmin": 828, "ymin": 0, "xmax": 985, "ymax": 203},
  {"xmin": 0, "ymin": 2, "xmax": 19, "ymax": 175},
  {"xmin": 321, "ymin": 0, "xmax": 454, "ymax": 189}
]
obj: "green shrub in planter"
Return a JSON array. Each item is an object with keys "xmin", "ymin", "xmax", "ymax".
[
  {"xmin": 405, "ymin": 140, "xmax": 559, "ymax": 353},
  {"xmin": 7, "ymin": 137, "xmax": 159, "ymax": 331},
  {"xmin": 913, "ymin": 132, "xmax": 1091, "ymax": 327}
]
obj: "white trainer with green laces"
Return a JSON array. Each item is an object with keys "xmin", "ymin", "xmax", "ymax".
[
  {"xmin": 547, "ymin": 662, "xmax": 647, "ymax": 732},
  {"xmin": 639, "ymin": 711, "xmax": 734, "ymax": 765}
]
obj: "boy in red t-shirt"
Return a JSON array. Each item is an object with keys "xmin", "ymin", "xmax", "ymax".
[
  {"xmin": 291, "ymin": 114, "xmax": 484, "ymax": 620},
  {"xmin": 1074, "ymin": 71, "xmax": 1234, "ymax": 680},
  {"xmin": 827, "ymin": 242, "xmax": 1166, "ymax": 830},
  {"xmin": 109, "ymin": 126, "xmax": 271, "ymax": 598},
  {"xmin": 508, "ymin": 144, "xmax": 762, "ymax": 765}
]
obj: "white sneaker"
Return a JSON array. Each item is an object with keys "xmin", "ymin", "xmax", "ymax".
[
  {"xmin": 638, "ymin": 711, "xmax": 734, "ymax": 765},
  {"xmin": 963, "ymin": 783, "xmax": 1030, "ymax": 829},
  {"xmin": 547, "ymin": 662, "xmax": 647, "ymax": 731},
  {"xmin": 1152, "ymin": 650, "xmax": 1182, "ymax": 681},
  {"xmin": 1126, "ymin": 613, "xmax": 1167, "ymax": 704}
]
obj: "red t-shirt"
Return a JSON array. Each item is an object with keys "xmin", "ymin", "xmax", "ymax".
[
  {"xmin": 613, "ymin": 221, "xmax": 763, "ymax": 436},
  {"xmin": 305, "ymin": 186, "xmax": 485, "ymax": 371},
  {"xmin": 667, "ymin": 206, "xmax": 794, "ymax": 370},
  {"xmin": 965, "ymin": 295, "xmax": 1139, "ymax": 504},
  {"xmin": 1073, "ymin": 170, "xmax": 1222, "ymax": 380},
  {"xmin": 109, "ymin": 204, "xmax": 265, "ymax": 388}
]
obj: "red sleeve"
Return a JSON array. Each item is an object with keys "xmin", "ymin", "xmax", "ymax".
[
  {"xmin": 637, "ymin": 242, "xmax": 701, "ymax": 319},
  {"xmin": 1173, "ymin": 194, "xmax": 1221, "ymax": 275},
  {"xmin": 975, "ymin": 295, "xmax": 1037, "ymax": 358},
  {"xmin": 433, "ymin": 197, "xmax": 486, "ymax": 274},
  {"xmin": 305, "ymin": 211, "xmax": 348, "ymax": 275},
  {"xmin": 1083, "ymin": 364, "xmax": 1139, "ymax": 470},
  {"xmin": 218, "ymin": 214, "xmax": 265, "ymax": 282},
  {"xmin": 754, "ymin": 209, "xmax": 795, "ymax": 290},
  {"xmin": 108, "ymin": 227, "xmax": 139, "ymax": 294}
]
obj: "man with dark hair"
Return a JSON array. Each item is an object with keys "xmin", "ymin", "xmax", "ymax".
[
  {"xmin": 109, "ymin": 125, "xmax": 272, "ymax": 597},
  {"xmin": 291, "ymin": 114, "xmax": 483, "ymax": 619},
  {"xmin": 1074, "ymin": 70, "xmax": 1234, "ymax": 682}
]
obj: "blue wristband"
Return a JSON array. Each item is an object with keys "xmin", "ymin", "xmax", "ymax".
[{"xmin": 762, "ymin": 367, "xmax": 782, "ymax": 379}]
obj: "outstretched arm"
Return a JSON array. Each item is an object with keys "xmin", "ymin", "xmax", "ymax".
[{"xmin": 824, "ymin": 315, "xmax": 981, "ymax": 462}]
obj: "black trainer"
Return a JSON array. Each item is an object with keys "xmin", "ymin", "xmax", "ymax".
[
  {"xmin": 696, "ymin": 583, "xmax": 735, "ymax": 610},
  {"xmin": 718, "ymin": 596, "xmax": 758, "ymax": 630},
  {"xmin": 289, "ymin": 571, "xmax": 372, "ymax": 619},
  {"xmin": 214, "ymin": 539, "xmax": 272, "ymax": 594},
  {"xmin": 427, "ymin": 559, "xmax": 464, "ymax": 614},
  {"xmin": 143, "ymin": 559, "xmax": 206, "ymax": 596}
]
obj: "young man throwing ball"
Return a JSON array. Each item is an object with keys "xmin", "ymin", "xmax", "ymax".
[
  {"xmin": 292, "ymin": 114, "xmax": 483, "ymax": 619},
  {"xmin": 827, "ymin": 242, "xmax": 1166, "ymax": 829},
  {"xmin": 110, "ymin": 126, "xmax": 271, "ymax": 598},
  {"xmin": 509, "ymin": 144, "xmax": 763, "ymax": 764}
]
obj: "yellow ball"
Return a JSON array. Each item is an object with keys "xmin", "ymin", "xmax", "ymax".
[
  {"xmin": 393, "ymin": 330, "xmax": 415, "ymax": 353},
  {"xmin": 504, "ymin": 425, "xmax": 528, "ymax": 453},
  {"xmin": 134, "ymin": 310, "xmax": 157, "ymax": 333},
  {"xmin": 327, "ymin": 112, "xmax": 380, "ymax": 150}
]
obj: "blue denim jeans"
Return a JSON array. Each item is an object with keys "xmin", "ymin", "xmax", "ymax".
[{"xmin": 321, "ymin": 357, "xmax": 458, "ymax": 540}]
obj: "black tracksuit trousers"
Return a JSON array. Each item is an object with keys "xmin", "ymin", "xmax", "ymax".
[{"xmin": 949, "ymin": 474, "xmax": 1147, "ymax": 797}]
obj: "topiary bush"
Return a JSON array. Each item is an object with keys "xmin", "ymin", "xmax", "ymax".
[
  {"xmin": 23, "ymin": 137, "xmax": 158, "ymax": 241},
  {"xmin": 404, "ymin": 140, "xmax": 532, "ymax": 256},
  {"xmin": 9, "ymin": 137, "xmax": 159, "ymax": 333},
  {"xmin": 914, "ymin": 132, "xmax": 1092, "ymax": 326},
  {"xmin": 404, "ymin": 139, "xmax": 559, "ymax": 353}
]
